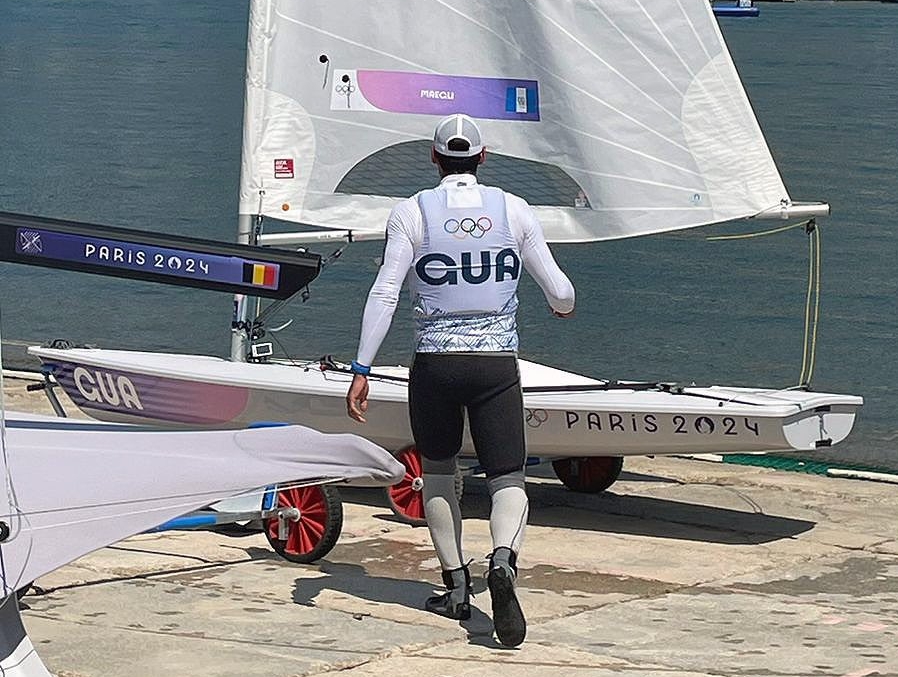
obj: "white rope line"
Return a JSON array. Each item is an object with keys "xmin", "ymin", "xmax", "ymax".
[{"xmin": 704, "ymin": 219, "xmax": 810, "ymax": 241}]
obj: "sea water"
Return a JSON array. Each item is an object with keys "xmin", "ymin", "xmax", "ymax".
[{"xmin": 1, "ymin": 2, "xmax": 896, "ymax": 469}]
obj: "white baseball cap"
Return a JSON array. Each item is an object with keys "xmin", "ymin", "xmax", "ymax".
[{"xmin": 432, "ymin": 113, "xmax": 484, "ymax": 158}]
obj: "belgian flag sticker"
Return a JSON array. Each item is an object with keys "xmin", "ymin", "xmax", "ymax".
[{"xmin": 242, "ymin": 261, "xmax": 279, "ymax": 288}]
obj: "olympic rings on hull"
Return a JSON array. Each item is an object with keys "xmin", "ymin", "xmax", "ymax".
[{"xmin": 526, "ymin": 408, "xmax": 549, "ymax": 428}]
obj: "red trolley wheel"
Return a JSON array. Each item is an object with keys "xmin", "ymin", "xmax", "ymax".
[
  {"xmin": 386, "ymin": 445, "xmax": 428, "ymax": 526},
  {"xmin": 385, "ymin": 446, "xmax": 465, "ymax": 526},
  {"xmin": 552, "ymin": 456, "xmax": 624, "ymax": 494},
  {"xmin": 264, "ymin": 484, "xmax": 343, "ymax": 563}
]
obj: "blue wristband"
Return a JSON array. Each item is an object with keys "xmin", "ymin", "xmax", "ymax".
[{"xmin": 350, "ymin": 360, "xmax": 371, "ymax": 376}]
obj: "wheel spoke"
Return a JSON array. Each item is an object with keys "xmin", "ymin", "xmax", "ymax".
[
  {"xmin": 389, "ymin": 484, "xmax": 424, "ymax": 516},
  {"xmin": 300, "ymin": 508, "xmax": 327, "ymax": 532},
  {"xmin": 390, "ymin": 485, "xmax": 414, "ymax": 501},
  {"xmin": 403, "ymin": 494, "xmax": 424, "ymax": 518},
  {"xmin": 286, "ymin": 524, "xmax": 307, "ymax": 554}
]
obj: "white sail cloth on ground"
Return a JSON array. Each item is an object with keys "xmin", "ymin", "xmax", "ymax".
[
  {"xmin": 240, "ymin": 0, "xmax": 792, "ymax": 242},
  {"xmin": 0, "ymin": 413, "xmax": 403, "ymax": 592}
]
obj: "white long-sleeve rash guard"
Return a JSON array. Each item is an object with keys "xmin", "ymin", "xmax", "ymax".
[{"xmin": 355, "ymin": 175, "xmax": 575, "ymax": 367}]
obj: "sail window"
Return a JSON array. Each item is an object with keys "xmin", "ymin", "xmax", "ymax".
[{"xmin": 335, "ymin": 140, "xmax": 590, "ymax": 209}]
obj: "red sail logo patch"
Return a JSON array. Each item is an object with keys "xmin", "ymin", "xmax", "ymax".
[{"xmin": 274, "ymin": 158, "xmax": 294, "ymax": 179}]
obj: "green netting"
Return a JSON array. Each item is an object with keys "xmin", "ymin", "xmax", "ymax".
[{"xmin": 721, "ymin": 454, "xmax": 897, "ymax": 477}]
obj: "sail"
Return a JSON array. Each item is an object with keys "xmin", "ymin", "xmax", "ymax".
[
  {"xmin": 239, "ymin": 0, "xmax": 797, "ymax": 243},
  {"xmin": 0, "ymin": 414, "xmax": 403, "ymax": 593}
]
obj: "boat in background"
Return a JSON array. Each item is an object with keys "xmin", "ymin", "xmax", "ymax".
[{"xmin": 712, "ymin": 1, "xmax": 760, "ymax": 18}]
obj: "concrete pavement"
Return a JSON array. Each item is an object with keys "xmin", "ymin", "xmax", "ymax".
[{"xmin": 5, "ymin": 374, "xmax": 898, "ymax": 676}]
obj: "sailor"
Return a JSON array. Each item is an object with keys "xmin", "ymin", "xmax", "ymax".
[{"xmin": 345, "ymin": 112, "xmax": 575, "ymax": 647}]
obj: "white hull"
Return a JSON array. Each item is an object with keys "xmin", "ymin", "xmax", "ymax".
[{"xmin": 30, "ymin": 347, "xmax": 863, "ymax": 458}]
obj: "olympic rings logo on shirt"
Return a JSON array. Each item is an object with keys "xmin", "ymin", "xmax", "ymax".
[
  {"xmin": 525, "ymin": 408, "xmax": 549, "ymax": 428},
  {"xmin": 443, "ymin": 216, "xmax": 492, "ymax": 239}
]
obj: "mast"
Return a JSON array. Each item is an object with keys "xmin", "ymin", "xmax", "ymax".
[
  {"xmin": 232, "ymin": 0, "xmax": 271, "ymax": 362},
  {"xmin": 231, "ymin": 214, "xmax": 254, "ymax": 361}
]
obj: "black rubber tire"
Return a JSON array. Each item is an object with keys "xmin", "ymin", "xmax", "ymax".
[{"xmin": 552, "ymin": 456, "xmax": 624, "ymax": 493}]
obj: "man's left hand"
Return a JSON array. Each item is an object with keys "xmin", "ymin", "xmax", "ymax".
[{"xmin": 551, "ymin": 307, "xmax": 575, "ymax": 318}]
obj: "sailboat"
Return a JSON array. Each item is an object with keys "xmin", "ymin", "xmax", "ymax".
[
  {"xmin": 27, "ymin": 0, "xmax": 862, "ymax": 521},
  {"xmin": 711, "ymin": 1, "xmax": 760, "ymax": 18}
]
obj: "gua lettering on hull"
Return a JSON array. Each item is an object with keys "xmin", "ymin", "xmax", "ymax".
[{"xmin": 74, "ymin": 367, "xmax": 143, "ymax": 410}]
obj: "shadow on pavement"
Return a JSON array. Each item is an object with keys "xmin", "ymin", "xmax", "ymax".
[
  {"xmin": 288, "ymin": 561, "xmax": 503, "ymax": 648},
  {"xmin": 336, "ymin": 473, "xmax": 815, "ymax": 545}
]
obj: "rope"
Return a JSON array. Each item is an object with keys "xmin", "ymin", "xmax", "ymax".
[
  {"xmin": 706, "ymin": 218, "xmax": 822, "ymax": 388},
  {"xmin": 798, "ymin": 222, "xmax": 821, "ymax": 387},
  {"xmin": 705, "ymin": 219, "xmax": 810, "ymax": 241}
]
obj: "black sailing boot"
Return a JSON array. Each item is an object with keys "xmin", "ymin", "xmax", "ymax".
[
  {"xmin": 487, "ymin": 547, "xmax": 526, "ymax": 647},
  {"xmin": 424, "ymin": 564, "xmax": 472, "ymax": 620}
]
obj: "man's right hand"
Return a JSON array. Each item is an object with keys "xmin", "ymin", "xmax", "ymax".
[{"xmin": 346, "ymin": 374, "xmax": 370, "ymax": 423}]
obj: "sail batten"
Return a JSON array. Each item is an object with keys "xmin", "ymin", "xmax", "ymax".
[{"xmin": 240, "ymin": 0, "xmax": 803, "ymax": 243}]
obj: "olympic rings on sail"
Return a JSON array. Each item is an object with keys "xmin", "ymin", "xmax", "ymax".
[
  {"xmin": 334, "ymin": 84, "xmax": 355, "ymax": 94},
  {"xmin": 443, "ymin": 216, "xmax": 493, "ymax": 239}
]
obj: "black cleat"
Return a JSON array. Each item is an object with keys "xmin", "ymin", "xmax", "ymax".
[
  {"xmin": 424, "ymin": 564, "xmax": 472, "ymax": 621},
  {"xmin": 488, "ymin": 564, "xmax": 526, "ymax": 647},
  {"xmin": 424, "ymin": 590, "xmax": 471, "ymax": 620}
]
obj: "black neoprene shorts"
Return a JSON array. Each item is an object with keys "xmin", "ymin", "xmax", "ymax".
[{"xmin": 408, "ymin": 352, "xmax": 526, "ymax": 478}]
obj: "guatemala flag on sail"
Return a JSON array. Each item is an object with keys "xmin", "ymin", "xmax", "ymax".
[{"xmin": 506, "ymin": 86, "xmax": 536, "ymax": 114}]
